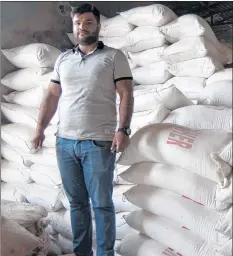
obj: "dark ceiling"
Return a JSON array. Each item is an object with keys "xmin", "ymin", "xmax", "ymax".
[{"xmin": 69, "ymin": 1, "xmax": 233, "ymax": 45}]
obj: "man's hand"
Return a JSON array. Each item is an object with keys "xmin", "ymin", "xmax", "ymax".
[
  {"xmin": 111, "ymin": 132, "xmax": 130, "ymax": 153},
  {"xmin": 31, "ymin": 131, "xmax": 45, "ymax": 149}
]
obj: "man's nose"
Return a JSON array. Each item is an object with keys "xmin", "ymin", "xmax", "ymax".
[{"xmin": 79, "ymin": 23, "xmax": 86, "ymax": 30}]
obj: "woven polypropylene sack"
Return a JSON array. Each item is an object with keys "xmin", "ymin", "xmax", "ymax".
[
  {"xmin": 119, "ymin": 4, "xmax": 177, "ymax": 27},
  {"xmin": 163, "ymin": 105, "xmax": 232, "ymax": 130},
  {"xmin": 120, "ymin": 162, "xmax": 231, "ymax": 210},
  {"xmin": 2, "ymin": 43, "xmax": 60, "ymax": 68},
  {"xmin": 117, "ymin": 123, "xmax": 232, "ymax": 184},
  {"xmin": 126, "ymin": 210, "xmax": 224, "ymax": 256}
]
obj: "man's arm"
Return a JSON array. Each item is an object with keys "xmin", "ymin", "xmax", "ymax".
[
  {"xmin": 116, "ymin": 79, "xmax": 134, "ymax": 129},
  {"xmin": 32, "ymin": 82, "xmax": 61, "ymax": 149},
  {"xmin": 36, "ymin": 82, "xmax": 61, "ymax": 133}
]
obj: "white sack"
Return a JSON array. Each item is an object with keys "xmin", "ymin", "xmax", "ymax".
[
  {"xmin": 120, "ymin": 162, "xmax": 230, "ymax": 210},
  {"xmin": 216, "ymin": 206, "xmax": 232, "ymax": 238},
  {"xmin": 216, "ymin": 176, "xmax": 232, "ymax": 205},
  {"xmin": 128, "ymin": 45, "xmax": 168, "ymax": 66},
  {"xmin": 1, "ymin": 103, "xmax": 58, "ymax": 128},
  {"xmin": 218, "ymin": 238, "xmax": 232, "ymax": 256},
  {"xmin": 1, "ymin": 43, "xmax": 60, "ymax": 68},
  {"xmin": 3, "ymin": 85, "xmax": 46, "ymax": 108},
  {"xmin": 126, "ymin": 210, "xmax": 223, "ymax": 256},
  {"xmin": 46, "ymin": 209, "xmax": 72, "ymax": 239},
  {"xmin": 113, "ymin": 185, "xmax": 136, "ymax": 196},
  {"xmin": 127, "ymin": 58, "xmax": 138, "ymax": 70},
  {"xmin": 160, "ymin": 14, "xmax": 220, "ymax": 47},
  {"xmin": 100, "ymin": 15, "xmax": 134, "ymax": 37},
  {"xmin": 116, "ymin": 233, "xmax": 179, "ymax": 256},
  {"xmin": 23, "ymin": 147, "xmax": 58, "ymax": 168},
  {"xmin": 153, "ymin": 84, "xmax": 194, "ymax": 110},
  {"xmin": 1, "ymin": 182, "xmax": 27, "ymax": 202},
  {"xmin": 219, "ymin": 141, "xmax": 232, "ymax": 167},
  {"xmin": 163, "ymin": 105, "xmax": 232, "ymax": 130},
  {"xmin": 1, "ymin": 216, "xmax": 41, "ymax": 256},
  {"xmin": 117, "ymin": 123, "xmax": 232, "ymax": 184},
  {"xmin": 206, "ymin": 68, "xmax": 232, "ymax": 85},
  {"xmin": 120, "ymin": 107, "xmax": 170, "ymax": 137},
  {"xmin": 164, "ymin": 36, "xmax": 225, "ymax": 64},
  {"xmin": 164, "ymin": 76, "xmax": 206, "ymax": 100},
  {"xmin": 121, "ymin": 85, "xmax": 192, "ymax": 112},
  {"xmin": 23, "ymin": 183, "xmax": 63, "ymax": 212},
  {"xmin": 133, "ymin": 62, "xmax": 171, "ymax": 84},
  {"xmin": 125, "ymin": 185, "xmax": 229, "ymax": 244},
  {"xmin": 122, "ymin": 26, "xmax": 166, "ymax": 53},
  {"xmin": 1, "ymin": 140, "xmax": 57, "ymax": 168},
  {"xmin": 167, "ymin": 57, "xmax": 224, "ymax": 78},
  {"xmin": 49, "ymin": 236, "xmax": 63, "ymax": 255},
  {"xmin": 100, "ymin": 36, "xmax": 126, "ymax": 49},
  {"xmin": 126, "ymin": 105, "xmax": 170, "ymax": 133},
  {"xmin": 198, "ymin": 80, "xmax": 232, "ymax": 108},
  {"xmin": 114, "ymin": 164, "xmax": 133, "ymax": 185},
  {"xmin": 1, "ymin": 140, "xmax": 28, "ymax": 165},
  {"xmin": 1, "ymin": 68, "xmax": 52, "ymax": 91},
  {"xmin": 30, "ymin": 164, "xmax": 62, "ymax": 186},
  {"xmin": 119, "ymin": 4, "xmax": 177, "ymax": 27},
  {"xmin": 1, "ymin": 123, "xmax": 55, "ymax": 153},
  {"xmin": 1, "ymin": 200, "xmax": 47, "ymax": 228},
  {"xmin": 1, "ymin": 159, "xmax": 33, "ymax": 184},
  {"xmin": 58, "ymin": 234, "xmax": 73, "ymax": 254},
  {"xmin": 115, "ymin": 212, "xmax": 137, "ymax": 240},
  {"xmin": 113, "ymin": 194, "xmax": 140, "ymax": 213},
  {"xmin": 1, "ymin": 103, "xmax": 40, "ymax": 128}
]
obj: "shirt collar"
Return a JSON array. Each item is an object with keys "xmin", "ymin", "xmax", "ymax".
[{"xmin": 73, "ymin": 41, "xmax": 105, "ymax": 54}]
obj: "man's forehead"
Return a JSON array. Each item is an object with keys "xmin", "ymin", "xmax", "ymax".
[{"xmin": 73, "ymin": 12, "xmax": 95, "ymax": 22}]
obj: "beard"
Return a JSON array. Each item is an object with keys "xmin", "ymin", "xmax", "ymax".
[{"xmin": 75, "ymin": 30, "xmax": 99, "ymax": 45}]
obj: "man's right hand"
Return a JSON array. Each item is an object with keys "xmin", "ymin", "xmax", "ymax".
[{"xmin": 31, "ymin": 131, "xmax": 45, "ymax": 149}]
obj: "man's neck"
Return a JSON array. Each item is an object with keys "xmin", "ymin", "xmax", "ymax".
[{"xmin": 78, "ymin": 41, "xmax": 98, "ymax": 55}]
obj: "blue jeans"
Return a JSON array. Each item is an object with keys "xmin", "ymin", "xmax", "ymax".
[{"xmin": 56, "ymin": 137, "xmax": 116, "ymax": 256}]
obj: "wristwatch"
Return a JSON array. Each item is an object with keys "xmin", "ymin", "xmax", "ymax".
[{"xmin": 117, "ymin": 127, "xmax": 131, "ymax": 136}]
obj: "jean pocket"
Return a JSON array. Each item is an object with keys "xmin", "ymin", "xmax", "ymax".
[
  {"xmin": 92, "ymin": 140, "xmax": 112, "ymax": 150},
  {"xmin": 56, "ymin": 136, "xmax": 61, "ymax": 146}
]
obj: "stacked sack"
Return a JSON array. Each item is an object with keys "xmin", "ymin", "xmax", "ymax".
[
  {"xmin": 1, "ymin": 43, "xmax": 65, "ymax": 255},
  {"xmin": 160, "ymin": 14, "xmax": 232, "ymax": 102},
  {"xmin": 1, "ymin": 200, "xmax": 50, "ymax": 255},
  {"xmin": 116, "ymin": 123, "xmax": 232, "ymax": 256}
]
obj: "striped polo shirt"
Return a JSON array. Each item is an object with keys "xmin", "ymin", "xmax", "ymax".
[{"xmin": 51, "ymin": 41, "xmax": 133, "ymax": 141}]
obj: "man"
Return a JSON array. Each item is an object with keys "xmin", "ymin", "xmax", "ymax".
[{"xmin": 32, "ymin": 3, "xmax": 134, "ymax": 256}]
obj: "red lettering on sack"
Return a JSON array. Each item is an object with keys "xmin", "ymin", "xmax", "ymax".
[
  {"xmin": 182, "ymin": 195, "xmax": 205, "ymax": 206},
  {"xmin": 167, "ymin": 138, "xmax": 192, "ymax": 149},
  {"xmin": 173, "ymin": 126, "xmax": 202, "ymax": 138},
  {"xmin": 166, "ymin": 126, "xmax": 201, "ymax": 149},
  {"xmin": 163, "ymin": 248, "xmax": 182, "ymax": 256},
  {"xmin": 169, "ymin": 132, "xmax": 195, "ymax": 144},
  {"xmin": 182, "ymin": 226, "xmax": 189, "ymax": 230}
]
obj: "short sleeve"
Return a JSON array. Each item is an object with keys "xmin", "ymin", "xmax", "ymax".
[
  {"xmin": 50, "ymin": 54, "xmax": 61, "ymax": 85},
  {"xmin": 113, "ymin": 50, "xmax": 133, "ymax": 83}
]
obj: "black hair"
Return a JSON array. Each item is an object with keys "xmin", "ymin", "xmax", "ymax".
[{"xmin": 70, "ymin": 4, "xmax": 100, "ymax": 24}]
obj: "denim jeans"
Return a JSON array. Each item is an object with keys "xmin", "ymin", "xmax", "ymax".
[{"xmin": 56, "ymin": 137, "xmax": 116, "ymax": 256}]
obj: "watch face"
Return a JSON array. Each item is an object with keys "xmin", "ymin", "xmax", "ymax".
[{"xmin": 126, "ymin": 128, "xmax": 131, "ymax": 135}]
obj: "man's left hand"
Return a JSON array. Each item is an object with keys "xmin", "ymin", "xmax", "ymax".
[{"xmin": 111, "ymin": 132, "xmax": 130, "ymax": 153}]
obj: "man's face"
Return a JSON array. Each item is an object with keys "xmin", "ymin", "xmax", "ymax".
[{"xmin": 72, "ymin": 12, "xmax": 100, "ymax": 45}]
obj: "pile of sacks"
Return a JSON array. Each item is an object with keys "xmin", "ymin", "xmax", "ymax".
[
  {"xmin": 1, "ymin": 200, "xmax": 50, "ymax": 256},
  {"xmin": 116, "ymin": 123, "xmax": 232, "ymax": 256}
]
